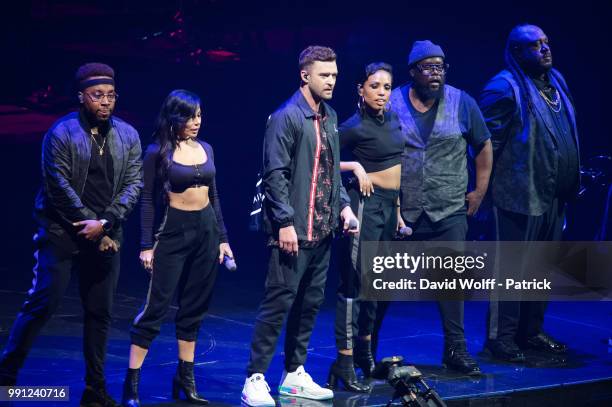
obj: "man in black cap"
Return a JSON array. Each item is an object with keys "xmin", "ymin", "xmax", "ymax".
[
  {"xmin": 0, "ymin": 63, "xmax": 143, "ymax": 406},
  {"xmin": 479, "ymin": 24, "xmax": 579, "ymax": 362},
  {"xmin": 382, "ymin": 40, "xmax": 493, "ymax": 375}
]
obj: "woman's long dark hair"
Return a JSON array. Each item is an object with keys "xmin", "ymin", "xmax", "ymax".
[
  {"xmin": 152, "ymin": 89, "xmax": 201, "ymax": 201},
  {"xmin": 357, "ymin": 62, "xmax": 393, "ymax": 116}
]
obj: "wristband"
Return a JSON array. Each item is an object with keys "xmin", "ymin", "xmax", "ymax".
[{"xmin": 99, "ymin": 219, "xmax": 111, "ymax": 232}]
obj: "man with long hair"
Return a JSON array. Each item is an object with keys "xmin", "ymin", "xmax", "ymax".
[
  {"xmin": 0, "ymin": 63, "xmax": 142, "ymax": 406},
  {"xmin": 241, "ymin": 46, "xmax": 358, "ymax": 406},
  {"xmin": 480, "ymin": 24, "xmax": 579, "ymax": 361}
]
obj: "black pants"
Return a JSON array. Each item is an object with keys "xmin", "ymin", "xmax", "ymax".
[
  {"xmin": 0, "ymin": 226, "xmax": 120, "ymax": 386},
  {"xmin": 247, "ymin": 236, "xmax": 331, "ymax": 375},
  {"xmin": 130, "ymin": 206, "xmax": 219, "ymax": 349},
  {"xmin": 488, "ymin": 198, "xmax": 565, "ymax": 342},
  {"xmin": 335, "ymin": 187, "xmax": 398, "ymax": 350},
  {"xmin": 373, "ymin": 211, "xmax": 468, "ymax": 355}
]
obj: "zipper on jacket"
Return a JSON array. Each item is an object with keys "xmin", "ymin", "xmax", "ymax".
[{"xmin": 307, "ymin": 116, "xmax": 323, "ymax": 241}]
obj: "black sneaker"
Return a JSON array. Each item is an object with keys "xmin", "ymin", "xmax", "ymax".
[
  {"xmin": 80, "ymin": 385, "xmax": 119, "ymax": 407},
  {"xmin": 485, "ymin": 339, "xmax": 525, "ymax": 362},
  {"xmin": 443, "ymin": 343, "xmax": 482, "ymax": 376}
]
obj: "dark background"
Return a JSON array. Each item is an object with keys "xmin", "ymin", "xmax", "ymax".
[{"xmin": 0, "ymin": 0, "xmax": 609, "ymax": 301}]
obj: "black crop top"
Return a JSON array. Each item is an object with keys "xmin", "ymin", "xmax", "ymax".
[
  {"xmin": 140, "ymin": 140, "xmax": 228, "ymax": 249},
  {"xmin": 168, "ymin": 159, "xmax": 215, "ymax": 193},
  {"xmin": 339, "ymin": 110, "xmax": 405, "ymax": 173}
]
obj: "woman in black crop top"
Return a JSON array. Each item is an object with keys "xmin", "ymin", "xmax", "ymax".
[
  {"xmin": 122, "ymin": 90, "xmax": 233, "ymax": 406},
  {"xmin": 328, "ymin": 63, "xmax": 408, "ymax": 392}
]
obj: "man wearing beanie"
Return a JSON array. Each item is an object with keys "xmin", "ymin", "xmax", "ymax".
[
  {"xmin": 382, "ymin": 40, "xmax": 493, "ymax": 375},
  {"xmin": 0, "ymin": 63, "xmax": 143, "ymax": 406}
]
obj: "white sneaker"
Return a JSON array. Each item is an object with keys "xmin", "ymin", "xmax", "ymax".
[
  {"xmin": 241, "ymin": 373, "xmax": 276, "ymax": 406},
  {"xmin": 278, "ymin": 366, "xmax": 333, "ymax": 400}
]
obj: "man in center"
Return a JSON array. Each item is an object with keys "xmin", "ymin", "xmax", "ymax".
[{"xmin": 241, "ymin": 46, "xmax": 359, "ymax": 406}]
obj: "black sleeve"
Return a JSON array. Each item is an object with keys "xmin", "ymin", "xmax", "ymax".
[
  {"xmin": 478, "ymin": 78, "xmax": 516, "ymax": 157},
  {"xmin": 42, "ymin": 128, "xmax": 97, "ymax": 223},
  {"xmin": 140, "ymin": 143, "xmax": 159, "ymax": 250},
  {"xmin": 262, "ymin": 110, "xmax": 296, "ymax": 228},
  {"xmin": 205, "ymin": 144, "xmax": 229, "ymax": 244},
  {"xmin": 101, "ymin": 127, "xmax": 143, "ymax": 228},
  {"xmin": 339, "ymin": 184, "xmax": 351, "ymax": 210},
  {"xmin": 336, "ymin": 118, "xmax": 352, "ymax": 209},
  {"xmin": 460, "ymin": 92, "xmax": 492, "ymax": 150},
  {"xmin": 338, "ymin": 121, "xmax": 358, "ymax": 150}
]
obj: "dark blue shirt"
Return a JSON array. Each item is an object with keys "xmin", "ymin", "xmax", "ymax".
[
  {"xmin": 400, "ymin": 85, "xmax": 491, "ymax": 149},
  {"xmin": 480, "ymin": 75, "xmax": 579, "ymax": 199}
]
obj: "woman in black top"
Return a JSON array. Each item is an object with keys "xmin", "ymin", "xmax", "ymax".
[
  {"xmin": 328, "ymin": 63, "xmax": 406, "ymax": 392},
  {"xmin": 122, "ymin": 90, "xmax": 233, "ymax": 406}
]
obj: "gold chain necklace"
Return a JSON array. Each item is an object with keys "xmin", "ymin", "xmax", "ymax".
[
  {"xmin": 90, "ymin": 131, "xmax": 107, "ymax": 156},
  {"xmin": 538, "ymin": 88, "xmax": 562, "ymax": 113}
]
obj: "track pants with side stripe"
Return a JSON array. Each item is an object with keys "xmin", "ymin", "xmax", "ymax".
[
  {"xmin": 0, "ymin": 226, "xmax": 120, "ymax": 387},
  {"xmin": 334, "ymin": 186, "xmax": 398, "ymax": 350}
]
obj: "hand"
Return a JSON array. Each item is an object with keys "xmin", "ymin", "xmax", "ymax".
[
  {"xmin": 140, "ymin": 249, "xmax": 154, "ymax": 273},
  {"xmin": 98, "ymin": 235, "xmax": 118, "ymax": 253},
  {"xmin": 353, "ymin": 163, "xmax": 374, "ymax": 197},
  {"xmin": 396, "ymin": 216, "xmax": 413, "ymax": 237},
  {"xmin": 466, "ymin": 190, "xmax": 485, "ymax": 216},
  {"xmin": 218, "ymin": 243, "xmax": 234, "ymax": 264},
  {"xmin": 73, "ymin": 219, "xmax": 104, "ymax": 241},
  {"xmin": 341, "ymin": 206, "xmax": 359, "ymax": 236},
  {"xmin": 278, "ymin": 225, "xmax": 298, "ymax": 255},
  {"xmin": 397, "ymin": 215, "xmax": 406, "ymax": 231}
]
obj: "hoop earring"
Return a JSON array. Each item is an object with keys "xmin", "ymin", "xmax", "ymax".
[
  {"xmin": 384, "ymin": 100, "xmax": 391, "ymax": 112},
  {"xmin": 357, "ymin": 96, "xmax": 365, "ymax": 114}
]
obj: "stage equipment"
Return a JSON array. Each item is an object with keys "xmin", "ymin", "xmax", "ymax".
[{"xmin": 379, "ymin": 356, "xmax": 447, "ymax": 407}]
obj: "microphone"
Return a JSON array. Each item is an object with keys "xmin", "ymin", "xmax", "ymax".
[
  {"xmin": 348, "ymin": 218, "xmax": 359, "ymax": 231},
  {"xmin": 398, "ymin": 226, "xmax": 413, "ymax": 237},
  {"xmin": 223, "ymin": 255, "xmax": 237, "ymax": 271}
]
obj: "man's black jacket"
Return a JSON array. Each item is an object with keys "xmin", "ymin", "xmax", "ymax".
[{"xmin": 262, "ymin": 90, "xmax": 350, "ymax": 242}]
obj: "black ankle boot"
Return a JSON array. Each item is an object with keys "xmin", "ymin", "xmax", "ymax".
[
  {"xmin": 354, "ymin": 340, "xmax": 376, "ymax": 378},
  {"xmin": 121, "ymin": 368, "xmax": 141, "ymax": 407},
  {"xmin": 327, "ymin": 353, "xmax": 371, "ymax": 393},
  {"xmin": 172, "ymin": 360, "xmax": 209, "ymax": 405}
]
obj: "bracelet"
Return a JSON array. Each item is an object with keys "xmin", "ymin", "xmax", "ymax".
[{"xmin": 99, "ymin": 219, "xmax": 111, "ymax": 232}]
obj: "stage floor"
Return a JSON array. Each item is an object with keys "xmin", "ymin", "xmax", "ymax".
[{"xmin": 1, "ymin": 276, "xmax": 611, "ymax": 406}]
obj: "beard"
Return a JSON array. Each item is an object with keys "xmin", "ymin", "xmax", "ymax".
[
  {"xmin": 415, "ymin": 83, "xmax": 443, "ymax": 100},
  {"xmin": 519, "ymin": 55, "xmax": 552, "ymax": 78},
  {"xmin": 82, "ymin": 107, "xmax": 112, "ymax": 132},
  {"xmin": 316, "ymin": 88, "xmax": 333, "ymax": 100}
]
